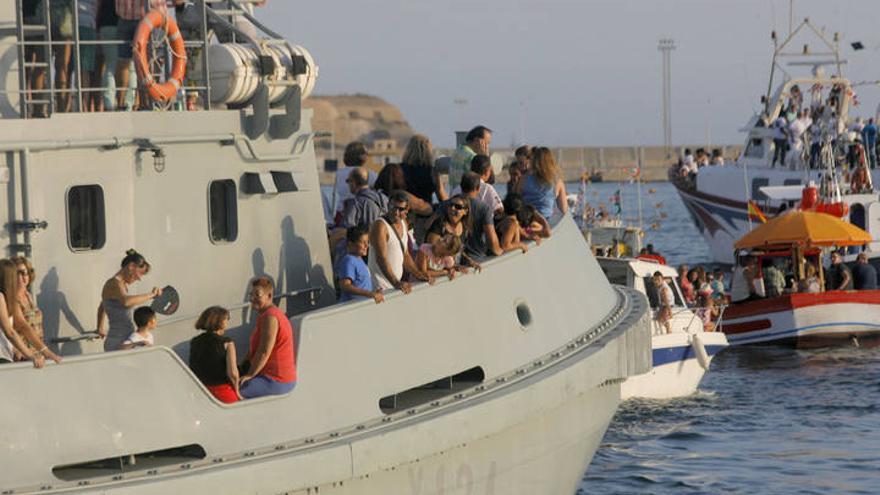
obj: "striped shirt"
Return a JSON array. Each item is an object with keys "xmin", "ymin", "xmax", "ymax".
[{"xmin": 115, "ymin": 0, "xmax": 167, "ymax": 21}]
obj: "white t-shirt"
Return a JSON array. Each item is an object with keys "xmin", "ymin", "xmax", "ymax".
[
  {"xmin": 122, "ymin": 330, "xmax": 154, "ymax": 348},
  {"xmin": 788, "ymin": 118, "xmax": 811, "ymax": 147},
  {"xmin": 659, "ymin": 281, "xmax": 674, "ymax": 307}
]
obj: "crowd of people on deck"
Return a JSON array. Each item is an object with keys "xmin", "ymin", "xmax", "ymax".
[
  {"xmin": 676, "ymin": 81, "xmax": 879, "ymax": 188},
  {"xmin": 0, "ymin": 124, "xmax": 570, "ymax": 406},
  {"xmin": 663, "ymin": 264, "xmax": 727, "ymax": 333},
  {"xmin": 326, "ymin": 126, "xmax": 566, "ymax": 304},
  {"xmin": 727, "ymin": 250, "xmax": 878, "ymax": 304},
  {"xmin": 20, "ymin": 0, "xmax": 268, "ymax": 116}
]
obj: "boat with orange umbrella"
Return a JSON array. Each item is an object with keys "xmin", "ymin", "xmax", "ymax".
[{"xmin": 722, "ymin": 210, "xmax": 880, "ymax": 347}]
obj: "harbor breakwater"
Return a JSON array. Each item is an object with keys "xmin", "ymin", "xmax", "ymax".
[{"xmin": 317, "ymin": 144, "xmax": 742, "ymax": 185}]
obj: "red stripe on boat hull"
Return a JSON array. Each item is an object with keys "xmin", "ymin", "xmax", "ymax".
[
  {"xmin": 721, "ymin": 319, "xmax": 772, "ymax": 334},
  {"xmin": 725, "ymin": 291, "xmax": 880, "ymax": 320}
]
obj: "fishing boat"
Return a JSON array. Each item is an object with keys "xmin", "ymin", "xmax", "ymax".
[
  {"xmin": 598, "ymin": 256, "xmax": 728, "ymax": 399},
  {"xmin": 722, "ymin": 208, "xmax": 880, "ymax": 347},
  {"xmin": 671, "ymin": 18, "xmax": 880, "ymax": 265},
  {"xmin": 0, "ymin": 2, "xmax": 652, "ymax": 493}
]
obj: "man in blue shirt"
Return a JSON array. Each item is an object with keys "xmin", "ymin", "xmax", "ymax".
[
  {"xmin": 336, "ymin": 226, "xmax": 384, "ymax": 303},
  {"xmin": 852, "ymin": 252, "xmax": 878, "ymax": 290}
]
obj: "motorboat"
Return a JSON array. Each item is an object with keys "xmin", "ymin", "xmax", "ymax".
[{"xmin": 598, "ymin": 257, "xmax": 728, "ymax": 399}]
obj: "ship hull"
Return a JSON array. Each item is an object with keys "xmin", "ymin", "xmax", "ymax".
[
  {"xmin": 722, "ymin": 291, "xmax": 880, "ymax": 348},
  {"xmin": 621, "ymin": 331, "xmax": 728, "ymax": 400}
]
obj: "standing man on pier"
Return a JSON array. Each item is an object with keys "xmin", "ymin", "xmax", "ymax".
[{"xmin": 449, "ymin": 125, "xmax": 492, "ymax": 194}]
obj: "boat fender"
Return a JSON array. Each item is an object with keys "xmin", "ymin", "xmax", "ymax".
[{"xmin": 692, "ymin": 334, "xmax": 710, "ymax": 370}]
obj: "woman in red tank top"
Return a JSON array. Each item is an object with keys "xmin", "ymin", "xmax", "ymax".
[{"xmin": 239, "ymin": 277, "xmax": 296, "ymax": 399}]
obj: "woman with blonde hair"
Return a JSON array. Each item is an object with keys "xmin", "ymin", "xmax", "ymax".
[
  {"xmin": 0, "ymin": 259, "xmax": 61, "ymax": 367},
  {"xmin": 516, "ymin": 146, "xmax": 568, "ymax": 219},
  {"xmin": 401, "ymin": 134, "xmax": 447, "ymax": 203}
]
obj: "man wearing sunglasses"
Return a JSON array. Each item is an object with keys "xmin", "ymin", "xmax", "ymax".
[{"xmin": 368, "ymin": 191, "xmax": 431, "ymax": 294}]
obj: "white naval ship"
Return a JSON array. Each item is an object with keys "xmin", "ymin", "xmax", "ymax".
[
  {"xmin": 671, "ymin": 18, "xmax": 880, "ymax": 265},
  {"xmin": 0, "ymin": 1, "xmax": 651, "ymax": 493}
]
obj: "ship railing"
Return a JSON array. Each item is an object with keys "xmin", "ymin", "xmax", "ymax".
[
  {"xmin": 7, "ymin": 0, "xmax": 269, "ymax": 119},
  {"xmin": 50, "ymin": 286, "xmax": 323, "ymax": 344}
]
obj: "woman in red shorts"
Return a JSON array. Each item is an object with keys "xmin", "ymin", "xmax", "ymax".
[{"xmin": 189, "ymin": 306, "xmax": 240, "ymax": 403}]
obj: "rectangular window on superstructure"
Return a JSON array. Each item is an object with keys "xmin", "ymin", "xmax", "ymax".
[
  {"xmin": 208, "ymin": 180, "xmax": 238, "ymax": 242},
  {"xmin": 66, "ymin": 185, "xmax": 106, "ymax": 251}
]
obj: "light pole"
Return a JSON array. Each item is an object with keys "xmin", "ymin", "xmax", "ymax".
[{"xmin": 658, "ymin": 38, "xmax": 676, "ymax": 158}]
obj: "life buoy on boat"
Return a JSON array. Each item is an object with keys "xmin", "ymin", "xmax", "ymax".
[
  {"xmin": 691, "ymin": 333, "xmax": 710, "ymax": 370},
  {"xmin": 133, "ymin": 10, "xmax": 187, "ymax": 102}
]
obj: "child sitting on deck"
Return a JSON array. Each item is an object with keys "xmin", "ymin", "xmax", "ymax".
[
  {"xmin": 119, "ymin": 307, "xmax": 157, "ymax": 349},
  {"xmin": 416, "ymin": 234, "xmax": 461, "ymax": 279},
  {"xmin": 336, "ymin": 226, "xmax": 384, "ymax": 304}
]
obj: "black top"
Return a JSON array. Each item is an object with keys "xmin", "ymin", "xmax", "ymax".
[
  {"xmin": 96, "ymin": 0, "xmax": 119, "ymax": 29},
  {"xmin": 401, "ymin": 163, "xmax": 436, "ymax": 204},
  {"xmin": 852, "ymin": 263, "xmax": 878, "ymax": 290},
  {"xmin": 825, "ymin": 263, "xmax": 853, "ymax": 291},
  {"xmin": 189, "ymin": 332, "xmax": 232, "ymax": 386}
]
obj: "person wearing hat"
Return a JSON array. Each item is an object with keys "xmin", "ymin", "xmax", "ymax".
[{"xmin": 825, "ymin": 250, "xmax": 853, "ymax": 292}]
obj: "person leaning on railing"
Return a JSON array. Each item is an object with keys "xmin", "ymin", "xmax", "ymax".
[{"xmin": 0, "ymin": 259, "xmax": 62, "ymax": 367}]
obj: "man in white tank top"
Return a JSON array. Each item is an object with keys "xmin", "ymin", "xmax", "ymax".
[{"xmin": 368, "ymin": 191, "xmax": 430, "ymax": 293}]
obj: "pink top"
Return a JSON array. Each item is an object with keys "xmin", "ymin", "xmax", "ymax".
[
  {"xmin": 419, "ymin": 244, "xmax": 455, "ymax": 272},
  {"xmin": 247, "ymin": 306, "xmax": 296, "ymax": 383}
]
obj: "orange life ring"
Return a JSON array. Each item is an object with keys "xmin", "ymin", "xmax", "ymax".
[{"xmin": 133, "ymin": 10, "xmax": 187, "ymax": 103}]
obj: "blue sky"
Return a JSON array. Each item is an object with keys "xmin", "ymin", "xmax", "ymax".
[{"xmin": 261, "ymin": 0, "xmax": 880, "ymax": 148}]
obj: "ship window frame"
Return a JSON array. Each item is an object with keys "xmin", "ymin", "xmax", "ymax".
[
  {"xmin": 208, "ymin": 179, "xmax": 238, "ymax": 244},
  {"xmin": 65, "ymin": 184, "xmax": 106, "ymax": 252}
]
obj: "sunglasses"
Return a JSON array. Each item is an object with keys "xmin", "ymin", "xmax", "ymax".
[
  {"xmin": 391, "ymin": 205, "xmax": 409, "ymax": 213},
  {"xmin": 450, "ymin": 203, "xmax": 468, "ymax": 211}
]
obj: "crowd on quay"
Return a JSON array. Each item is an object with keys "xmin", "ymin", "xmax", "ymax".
[
  {"xmin": 728, "ymin": 250, "xmax": 878, "ymax": 304},
  {"xmin": 326, "ymin": 126, "xmax": 567, "ymax": 304},
  {"xmin": 20, "ymin": 0, "xmax": 268, "ymax": 116}
]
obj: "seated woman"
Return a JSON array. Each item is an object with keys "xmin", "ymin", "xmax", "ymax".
[
  {"xmin": 517, "ymin": 204, "xmax": 551, "ymax": 242},
  {"xmin": 240, "ymin": 277, "xmax": 296, "ymax": 399},
  {"xmin": 425, "ymin": 195, "xmax": 481, "ymax": 270},
  {"xmin": 515, "ymin": 146, "xmax": 568, "ymax": 219},
  {"xmin": 190, "ymin": 306, "xmax": 240, "ymax": 404},
  {"xmin": 0, "ymin": 259, "xmax": 60, "ymax": 367},
  {"xmin": 97, "ymin": 249, "xmax": 162, "ymax": 352}
]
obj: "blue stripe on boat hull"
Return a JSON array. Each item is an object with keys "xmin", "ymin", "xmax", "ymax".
[{"xmin": 652, "ymin": 345, "xmax": 727, "ymax": 367}]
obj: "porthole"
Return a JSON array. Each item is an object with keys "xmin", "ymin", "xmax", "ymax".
[{"xmin": 515, "ymin": 300, "xmax": 533, "ymax": 329}]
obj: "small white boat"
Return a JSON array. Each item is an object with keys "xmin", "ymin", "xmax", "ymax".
[{"xmin": 598, "ymin": 257, "xmax": 729, "ymax": 399}]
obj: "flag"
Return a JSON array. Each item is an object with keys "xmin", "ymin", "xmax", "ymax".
[{"xmin": 748, "ymin": 200, "xmax": 767, "ymax": 223}]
